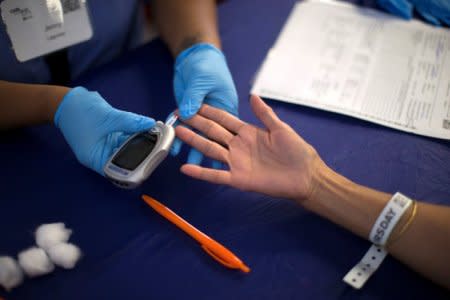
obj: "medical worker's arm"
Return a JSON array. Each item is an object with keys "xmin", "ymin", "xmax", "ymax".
[
  {"xmin": 0, "ymin": 80, "xmax": 68, "ymax": 129},
  {"xmin": 151, "ymin": 0, "xmax": 220, "ymax": 56},
  {"xmin": 175, "ymin": 95, "xmax": 450, "ymax": 290},
  {"xmin": 0, "ymin": 81, "xmax": 155, "ymax": 175},
  {"xmin": 151, "ymin": 0, "xmax": 238, "ymax": 167}
]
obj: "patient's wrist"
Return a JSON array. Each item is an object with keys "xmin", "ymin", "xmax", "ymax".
[
  {"xmin": 292, "ymin": 157, "xmax": 329, "ymax": 205},
  {"xmin": 304, "ymin": 163, "xmax": 337, "ymax": 205},
  {"xmin": 301, "ymin": 163, "xmax": 391, "ymax": 239}
]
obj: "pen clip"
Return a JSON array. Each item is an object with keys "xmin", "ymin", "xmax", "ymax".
[{"xmin": 201, "ymin": 244, "xmax": 237, "ymax": 269}]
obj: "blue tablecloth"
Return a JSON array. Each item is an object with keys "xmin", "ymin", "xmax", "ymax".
[{"xmin": 1, "ymin": 0, "xmax": 449, "ymax": 299}]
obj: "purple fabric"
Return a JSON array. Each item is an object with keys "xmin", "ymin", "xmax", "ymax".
[{"xmin": 1, "ymin": 0, "xmax": 449, "ymax": 299}]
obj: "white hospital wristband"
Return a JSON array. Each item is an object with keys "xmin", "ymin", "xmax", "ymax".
[
  {"xmin": 369, "ymin": 192, "xmax": 412, "ymax": 246},
  {"xmin": 343, "ymin": 192, "xmax": 413, "ymax": 289}
]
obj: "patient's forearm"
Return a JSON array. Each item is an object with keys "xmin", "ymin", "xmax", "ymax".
[
  {"xmin": 302, "ymin": 165, "xmax": 450, "ymax": 289},
  {"xmin": 0, "ymin": 81, "xmax": 69, "ymax": 129}
]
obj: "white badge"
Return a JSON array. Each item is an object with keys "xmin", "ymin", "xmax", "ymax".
[{"xmin": 1, "ymin": 0, "xmax": 93, "ymax": 62}]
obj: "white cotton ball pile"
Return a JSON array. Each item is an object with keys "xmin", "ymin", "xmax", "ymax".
[
  {"xmin": 35, "ymin": 223, "xmax": 72, "ymax": 251},
  {"xmin": 35, "ymin": 223, "xmax": 81, "ymax": 269},
  {"xmin": 2, "ymin": 222, "xmax": 82, "ymax": 291},
  {"xmin": 0, "ymin": 256, "xmax": 23, "ymax": 291},
  {"xmin": 47, "ymin": 243, "xmax": 81, "ymax": 269},
  {"xmin": 18, "ymin": 247, "xmax": 54, "ymax": 277}
]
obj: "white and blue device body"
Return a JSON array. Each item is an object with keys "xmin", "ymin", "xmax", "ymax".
[{"xmin": 104, "ymin": 121, "xmax": 175, "ymax": 189}]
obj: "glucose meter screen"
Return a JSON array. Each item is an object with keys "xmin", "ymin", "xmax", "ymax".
[{"xmin": 113, "ymin": 133, "xmax": 157, "ymax": 170}]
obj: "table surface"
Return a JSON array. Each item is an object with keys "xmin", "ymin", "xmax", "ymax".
[{"xmin": 1, "ymin": 0, "xmax": 449, "ymax": 299}]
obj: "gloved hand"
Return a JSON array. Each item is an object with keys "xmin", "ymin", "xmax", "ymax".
[
  {"xmin": 377, "ymin": 0, "xmax": 450, "ymax": 26},
  {"xmin": 54, "ymin": 87, "xmax": 155, "ymax": 175},
  {"xmin": 171, "ymin": 43, "xmax": 238, "ymax": 167}
]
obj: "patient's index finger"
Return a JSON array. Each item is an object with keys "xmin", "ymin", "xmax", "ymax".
[
  {"xmin": 198, "ymin": 104, "xmax": 247, "ymax": 134},
  {"xmin": 181, "ymin": 113, "xmax": 234, "ymax": 147}
]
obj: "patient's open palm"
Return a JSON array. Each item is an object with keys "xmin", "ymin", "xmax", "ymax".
[{"xmin": 176, "ymin": 95, "xmax": 322, "ymax": 201}]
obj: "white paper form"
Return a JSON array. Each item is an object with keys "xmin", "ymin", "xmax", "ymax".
[{"xmin": 251, "ymin": 0, "xmax": 450, "ymax": 140}]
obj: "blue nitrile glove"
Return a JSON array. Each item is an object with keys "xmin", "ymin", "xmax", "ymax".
[
  {"xmin": 54, "ymin": 87, "xmax": 155, "ymax": 175},
  {"xmin": 171, "ymin": 43, "xmax": 238, "ymax": 167},
  {"xmin": 377, "ymin": 0, "xmax": 450, "ymax": 26}
]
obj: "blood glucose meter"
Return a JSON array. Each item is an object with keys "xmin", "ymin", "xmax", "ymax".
[{"xmin": 104, "ymin": 118, "xmax": 176, "ymax": 189}]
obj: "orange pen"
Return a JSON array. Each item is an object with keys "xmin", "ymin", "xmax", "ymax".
[{"xmin": 142, "ymin": 194, "xmax": 250, "ymax": 273}]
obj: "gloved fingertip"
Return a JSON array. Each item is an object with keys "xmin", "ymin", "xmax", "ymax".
[
  {"xmin": 416, "ymin": 9, "xmax": 441, "ymax": 26},
  {"xmin": 211, "ymin": 160, "xmax": 223, "ymax": 170},
  {"xmin": 179, "ymin": 89, "xmax": 205, "ymax": 120},
  {"xmin": 178, "ymin": 109, "xmax": 191, "ymax": 120},
  {"xmin": 170, "ymin": 138, "xmax": 183, "ymax": 156},
  {"xmin": 111, "ymin": 110, "xmax": 156, "ymax": 133},
  {"xmin": 179, "ymin": 103, "xmax": 201, "ymax": 120},
  {"xmin": 187, "ymin": 148, "xmax": 204, "ymax": 165},
  {"xmin": 138, "ymin": 116, "xmax": 156, "ymax": 129},
  {"xmin": 378, "ymin": 0, "xmax": 413, "ymax": 19}
]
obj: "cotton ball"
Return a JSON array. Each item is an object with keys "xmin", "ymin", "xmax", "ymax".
[
  {"xmin": 35, "ymin": 223, "xmax": 72, "ymax": 251},
  {"xmin": 18, "ymin": 247, "xmax": 54, "ymax": 277},
  {"xmin": 47, "ymin": 243, "xmax": 81, "ymax": 269},
  {"xmin": 0, "ymin": 256, "xmax": 23, "ymax": 291}
]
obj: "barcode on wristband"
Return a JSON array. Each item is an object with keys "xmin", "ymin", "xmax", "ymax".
[
  {"xmin": 443, "ymin": 119, "xmax": 450, "ymax": 130},
  {"xmin": 62, "ymin": 0, "xmax": 81, "ymax": 14}
]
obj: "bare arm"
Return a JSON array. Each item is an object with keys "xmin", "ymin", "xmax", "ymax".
[
  {"xmin": 0, "ymin": 81, "xmax": 69, "ymax": 129},
  {"xmin": 175, "ymin": 95, "xmax": 450, "ymax": 289},
  {"xmin": 307, "ymin": 166, "xmax": 450, "ymax": 289},
  {"xmin": 151, "ymin": 0, "xmax": 221, "ymax": 56}
]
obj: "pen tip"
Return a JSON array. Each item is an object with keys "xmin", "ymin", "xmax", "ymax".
[
  {"xmin": 142, "ymin": 194, "xmax": 153, "ymax": 202},
  {"xmin": 241, "ymin": 264, "xmax": 251, "ymax": 273}
]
